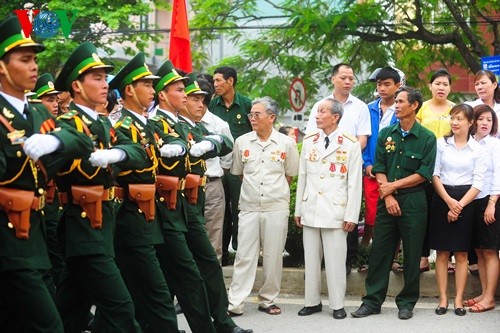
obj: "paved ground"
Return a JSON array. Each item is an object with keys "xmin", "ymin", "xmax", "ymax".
[{"xmin": 177, "ymin": 294, "xmax": 500, "ymax": 333}]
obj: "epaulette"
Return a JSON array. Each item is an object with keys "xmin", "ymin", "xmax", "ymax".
[
  {"xmin": 117, "ymin": 116, "xmax": 132, "ymax": 130},
  {"xmin": 342, "ymin": 132, "xmax": 357, "ymax": 142},
  {"xmin": 304, "ymin": 131, "xmax": 319, "ymax": 140},
  {"xmin": 58, "ymin": 109, "xmax": 78, "ymax": 120},
  {"xmin": 150, "ymin": 115, "xmax": 163, "ymax": 122}
]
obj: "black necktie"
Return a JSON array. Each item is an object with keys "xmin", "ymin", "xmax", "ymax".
[
  {"xmin": 325, "ymin": 136, "xmax": 330, "ymax": 149},
  {"xmin": 23, "ymin": 104, "xmax": 31, "ymax": 120}
]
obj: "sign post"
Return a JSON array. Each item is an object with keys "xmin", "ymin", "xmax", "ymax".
[{"xmin": 288, "ymin": 78, "xmax": 307, "ymax": 112}]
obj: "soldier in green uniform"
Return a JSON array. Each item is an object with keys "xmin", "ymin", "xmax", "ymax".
[
  {"xmin": 151, "ymin": 61, "xmax": 251, "ymax": 333},
  {"xmin": 178, "ymin": 73, "xmax": 251, "ymax": 333},
  {"xmin": 109, "ymin": 52, "xmax": 179, "ymax": 333},
  {"xmin": 209, "ymin": 67, "xmax": 252, "ymax": 263},
  {"xmin": 53, "ymin": 42, "xmax": 144, "ymax": 333},
  {"xmin": 29, "ymin": 73, "xmax": 64, "ymax": 294},
  {"xmin": 0, "ymin": 16, "xmax": 94, "ymax": 332}
]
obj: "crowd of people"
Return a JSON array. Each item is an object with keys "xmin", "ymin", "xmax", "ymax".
[{"xmin": 0, "ymin": 13, "xmax": 500, "ymax": 333}]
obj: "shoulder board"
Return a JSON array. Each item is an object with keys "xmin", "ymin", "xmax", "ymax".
[
  {"xmin": 342, "ymin": 132, "xmax": 357, "ymax": 142},
  {"xmin": 118, "ymin": 116, "xmax": 132, "ymax": 129},
  {"xmin": 304, "ymin": 131, "xmax": 319, "ymax": 140},
  {"xmin": 58, "ymin": 109, "xmax": 78, "ymax": 120},
  {"xmin": 150, "ymin": 115, "xmax": 163, "ymax": 122}
]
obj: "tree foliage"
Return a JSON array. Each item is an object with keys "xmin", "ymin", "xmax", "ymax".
[
  {"xmin": 0, "ymin": 1, "xmax": 166, "ymax": 75},
  {"xmin": 190, "ymin": 0, "xmax": 500, "ymax": 107}
]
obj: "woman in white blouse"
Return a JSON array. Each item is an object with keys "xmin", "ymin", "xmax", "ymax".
[
  {"xmin": 430, "ymin": 104, "xmax": 487, "ymax": 316},
  {"xmin": 464, "ymin": 105, "xmax": 500, "ymax": 313}
]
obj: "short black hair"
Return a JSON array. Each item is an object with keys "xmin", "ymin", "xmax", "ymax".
[
  {"xmin": 376, "ymin": 67, "xmax": 400, "ymax": 84},
  {"xmin": 396, "ymin": 86, "xmax": 423, "ymax": 113},
  {"xmin": 331, "ymin": 63, "xmax": 351, "ymax": 76},
  {"xmin": 430, "ymin": 68, "xmax": 451, "ymax": 84},
  {"xmin": 197, "ymin": 78, "xmax": 214, "ymax": 106},
  {"xmin": 214, "ymin": 66, "xmax": 237, "ymax": 86}
]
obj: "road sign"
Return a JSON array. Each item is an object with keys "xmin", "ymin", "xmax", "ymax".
[
  {"xmin": 288, "ymin": 78, "xmax": 307, "ymax": 112},
  {"xmin": 481, "ymin": 55, "xmax": 500, "ymax": 77}
]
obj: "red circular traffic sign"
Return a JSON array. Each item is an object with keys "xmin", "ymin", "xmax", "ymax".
[{"xmin": 288, "ymin": 78, "xmax": 307, "ymax": 112}]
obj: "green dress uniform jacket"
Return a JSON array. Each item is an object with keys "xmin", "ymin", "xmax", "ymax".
[
  {"xmin": 0, "ymin": 95, "xmax": 94, "ymax": 333},
  {"xmin": 113, "ymin": 108, "xmax": 178, "ymax": 333},
  {"xmin": 54, "ymin": 102, "xmax": 144, "ymax": 333},
  {"xmin": 362, "ymin": 121, "xmax": 436, "ymax": 311}
]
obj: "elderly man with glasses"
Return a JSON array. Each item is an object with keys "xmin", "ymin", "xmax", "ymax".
[{"xmin": 227, "ymin": 96, "xmax": 299, "ymax": 316}]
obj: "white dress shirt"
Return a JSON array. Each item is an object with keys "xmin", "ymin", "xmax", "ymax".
[
  {"xmin": 475, "ymin": 135, "xmax": 499, "ymax": 199},
  {"xmin": 0, "ymin": 91, "xmax": 28, "ymax": 116},
  {"xmin": 201, "ymin": 110, "xmax": 234, "ymax": 177},
  {"xmin": 305, "ymin": 93, "xmax": 371, "ymax": 138},
  {"xmin": 433, "ymin": 136, "xmax": 486, "ymax": 191}
]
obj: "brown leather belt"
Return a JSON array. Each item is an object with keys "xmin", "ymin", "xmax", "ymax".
[
  {"xmin": 31, "ymin": 194, "xmax": 46, "ymax": 210},
  {"xmin": 58, "ymin": 187, "xmax": 115, "ymax": 204}
]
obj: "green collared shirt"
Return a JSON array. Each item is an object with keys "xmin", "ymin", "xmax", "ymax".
[
  {"xmin": 372, "ymin": 121, "xmax": 436, "ymax": 182},
  {"xmin": 209, "ymin": 92, "xmax": 252, "ymax": 140}
]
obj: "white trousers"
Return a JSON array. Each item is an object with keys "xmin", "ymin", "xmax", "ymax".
[
  {"xmin": 303, "ymin": 226, "xmax": 348, "ymax": 310},
  {"xmin": 227, "ymin": 209, "xmax": 289, "ymax": 314}
]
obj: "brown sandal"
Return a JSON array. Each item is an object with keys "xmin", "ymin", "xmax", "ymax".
[{"xmin": 258, "ymin": 304, "xmax": 281, "ymax": 315}]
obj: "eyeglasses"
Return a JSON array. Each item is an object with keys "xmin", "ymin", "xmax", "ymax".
[{"xmin": 247, "ymin": 112, "xmax": 272, "ymax": 119}]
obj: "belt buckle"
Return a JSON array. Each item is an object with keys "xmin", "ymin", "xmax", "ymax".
[
  {"xmin": 108, "ymin": 187, "xmax": 115, "ymax": 200},
  {"xmin": 38, "ymin": 193, "xmax": 46, "ymax": 210},
  {"xmin": 178, "ymin": 179, "xmax": 186, "ymax": 191}
]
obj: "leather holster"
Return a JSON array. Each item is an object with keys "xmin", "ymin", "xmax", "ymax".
[
  {"xmin": 128, "ymin": 184, "xmax": 156, "ymax": 221},
  {"xmin": 185, "ymin": 174, "xmax": 201, "ymax": 205},
  {"xmin": 156, "ymin": 175, "xmax": 180, "ymax": 210},
  {"xmin": 71, "ymin": 185, "xmax": 104, "ymax": 229},
  {"xmin": 0, "ymin": 188, "xmax": 35, "ymax": 239},
  {"xmin": 45, "ymin": 180, "xmax": 56, "ymax": 204}
]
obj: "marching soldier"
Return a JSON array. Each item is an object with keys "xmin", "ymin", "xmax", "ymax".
[
  {"xmin": 30, "ymin": 73, "xmax": 64, "ymax": 293},
  {"xmin": 151, "ymin": 61, "xmax": 252, "ymax": 333},
  {"xmin": 178, "ymin": 73, "xmax": 250, "ymax": 333},
  {"xmin": 53, "ymin": 42, "xmax": 144, "ymax": 332},
  {"xmin": 0, "ymin": 16, "xmax": 94, "ymax": 332},
  {"xmin": 109, "ymin": 52, "xmax": 179, "ymax": 332},
  {"xmin": 30, "ymin": 73, "xmax": 60, "ymax": 116}
]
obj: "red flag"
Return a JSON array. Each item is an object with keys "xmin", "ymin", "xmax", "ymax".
[{"xmin": 169, "ymin": 0, "xmax": 192, "ymax": 72}]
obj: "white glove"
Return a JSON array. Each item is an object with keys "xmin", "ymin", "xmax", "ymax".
[
  {"xmin": 89, "ymin": 148, "xmax": 126, "ymax": 168},
  {"xmin": 160, "ymin": 144, "xmax": 185, "ymax": 158},
  {"xmin": 189, "ymin": 140, "xmax": 214, "ymax": 157},
  {"xmin": 23, "ymin": 134, "xmax": 61, "ymax": 162},
  {"xmin": 205, "ymin": 134, "xmax": 223, "ymax": 143}
]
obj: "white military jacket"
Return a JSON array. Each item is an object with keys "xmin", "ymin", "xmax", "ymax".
[{"xmin": 295, "ymin": 129, "xmax": 363, "ymax": 228}]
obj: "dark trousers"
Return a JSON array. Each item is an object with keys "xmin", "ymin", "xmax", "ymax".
[
  {"xmin": 184, "ymin": 213, "xmax": 236, "ymax": 333},
  {"xmin": 222, "ymin": 173, "xmax": 242, "ymax": 257},
  {"xmin": 362, "ymin": 191, "xmax": 427, "ymax": 311},
  {"xmin": 156, "ymin": 231, "xmax": 217, "ymax": 333},
  {"xmin": 56, "ymin": 254, "xmax": 140, "ymax": 333},
  {"xmin": 346, "ymin": 226, "xmax": 358, "ymax": 268},
  {"xmin": 115, "ymin": 245, "xmax": 178, "ymax": 333},
  {"xmin": 0, "ymin": 269, "xmax": 63, "ymax": 332}
]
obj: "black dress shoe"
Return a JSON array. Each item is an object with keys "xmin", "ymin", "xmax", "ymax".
[
  {"xmin": 298, "ymin": 303, "xmax": 322, "ymax": 316},
  {"xmin": 350, "ymin": 304, "xmax": 381, "ymax": 318},
  {"xmin": 435, "ymin": 303, "xmax": 448, "ymax": 315},
  {"xmin": 454, "ymin": 307, "xmax": 466, "ymax": 316},
  {"xmin": 333, "ymin": 308, "xmax": 347, "ymax": 319},
  {"xmin": 231, "ymin": 326, "xmax": 253, "ymax": 333},
  {"xmin": 398, "ymin": 308, "xmax": 413, "ymax": 320}
]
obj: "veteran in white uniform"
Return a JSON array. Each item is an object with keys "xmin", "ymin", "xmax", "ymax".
[{"xmin": 295, "ymin": 97, "xmax": 362, "ymax": 319}]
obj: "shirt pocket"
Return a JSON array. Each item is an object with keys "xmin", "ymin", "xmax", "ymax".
[{"xmin": 402, "ymin": 152, "xmax": 422, "ymax": 172}]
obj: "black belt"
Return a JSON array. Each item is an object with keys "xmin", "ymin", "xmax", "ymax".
[
  {"xmin": 206, "ymin": 176, "xmax": 220, "ymax": 183},
  {"xmin": 443, "ymin": 185, "xmax": 471, "ymax": 190},
  {"xmin": 394, "ymin": 185, "xmax": 424, "ymax": 195}
]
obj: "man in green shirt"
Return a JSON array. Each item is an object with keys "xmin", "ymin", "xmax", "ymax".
[
  {"xmin": 351, "ymin": 86, "xmax": 437, "ymax": 320},
  {"xmin": 209, "ymin": 67, "xmax": 252, "ymax": 264}
]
